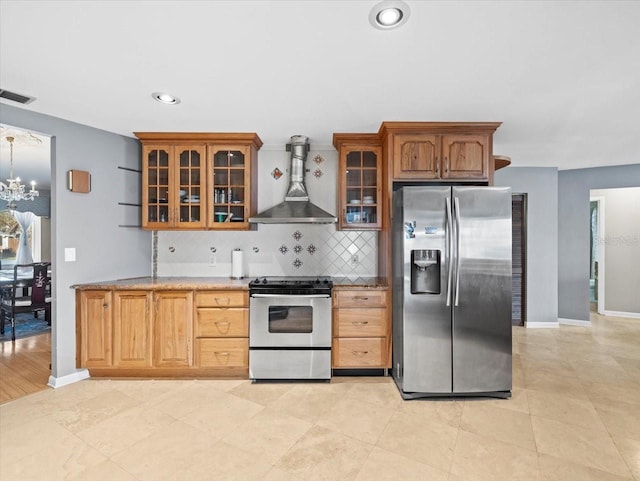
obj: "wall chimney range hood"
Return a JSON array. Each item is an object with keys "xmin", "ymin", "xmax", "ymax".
[{"xmin": 249, "ymin": 135, "xmax": 337, "ymax": 224}]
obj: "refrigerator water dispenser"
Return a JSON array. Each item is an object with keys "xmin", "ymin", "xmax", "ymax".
[{"xmin": 411, "ymin": 249, "xmax": 440, "ymax": 294}]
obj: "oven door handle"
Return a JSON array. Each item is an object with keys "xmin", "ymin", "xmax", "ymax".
[{"xmin": 250, "ymin": 293, "xmax": 330, "ymax": 299}]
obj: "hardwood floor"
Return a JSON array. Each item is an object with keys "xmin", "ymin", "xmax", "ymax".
[{"xmin": 0, "ymin": 332, "xmax": 51, "ymax": 404}]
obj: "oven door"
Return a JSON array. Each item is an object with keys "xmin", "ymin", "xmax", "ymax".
[{"xmin": 249, "ymin": 294, "xmax": 332, "ymax": 348}]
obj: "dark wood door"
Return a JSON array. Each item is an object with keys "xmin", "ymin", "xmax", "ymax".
[{"xmin": 512, "ymin": 195, "xmax": 526, "ymax": 326}]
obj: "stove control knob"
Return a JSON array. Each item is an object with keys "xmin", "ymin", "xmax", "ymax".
[
  {"xmin": 314, "ymin": 279, "xmax": 320, "ymax": 284},
  {"xmin": 254, "ymin": 278, "xmax": 260, "ymax": 283},
  {"xmin": 262, "ymin": 278, "xmax": 268, "ymax": 284},
  {"xmin": 323, "ymin": 279, "xmax": 329, "ymax": 284}
]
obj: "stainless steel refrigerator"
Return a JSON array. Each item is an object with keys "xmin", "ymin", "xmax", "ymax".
[{"xmin": 392, "ymin": 186, "xmax": 512, "ymax": 399}]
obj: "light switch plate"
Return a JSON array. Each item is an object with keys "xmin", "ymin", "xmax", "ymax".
[{"xmin": 64, "ymin": 247, "xmax": 76, "ymax": 262}]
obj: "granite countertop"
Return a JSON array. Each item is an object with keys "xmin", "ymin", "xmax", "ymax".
[
  {"xmin": 73, "ymin": 276, "xmax": 251, "ymax": 290},
  {"xmin": 332, "ymin": 277, "xmax": 388, "ymax": 288},
  {"xmin": 73, "ymin": 276, "xmax": 387, "ymax": 290}
]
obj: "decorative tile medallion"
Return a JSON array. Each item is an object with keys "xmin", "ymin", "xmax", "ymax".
[
  {"xmin": 271, "ymin": 167, "xmax": 283, "ymax": 180},
  {"xmin": 293, "ymin": 244, "xmax": 302, "ymax": 254},
  {"xmin": 313, "ymin": 168, "xmax": 323, "ymax": 179},
  {"xmin": 279, "ymin": 245, "xmax": 289, "ymax": 255},
  {"xmin": 307, "ymin": 244, "xmax": 317, "ymax": 255},
  {"xmin": 292, "ymin": 230, "xmax": 303, "ymax": 241},
  {"xmin": 293, "ymin": 258, "xmax": 303, "ymax": 268},
  {"xmin": 313, "ymin": 154, "xmax": 324, "ymax": 164}
]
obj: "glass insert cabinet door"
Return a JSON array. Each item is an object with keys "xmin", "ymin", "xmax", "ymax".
[
  {"xmin": 176, "ymin": 146, "xmax": 206, "ymax": 228},
  {"xmin": 144, "ymin": 146, "xmax": 171, "ymax": 227},
  {"xmin": 143, "ymin": 145, "xmax": 206, "ymax": 228},
  {"xmin": 209, "ymin": 146, "xmax": 249, "ymax": 228},
  {"xmin": 342, "ymin": 147, "xmax": 382, "ymax": 230}
]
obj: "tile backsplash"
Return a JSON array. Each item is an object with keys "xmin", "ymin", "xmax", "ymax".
[
  {"xmin": 156, "ymin": 225, "xmax": 377, "ymax": 278},
  {"xmin": 156, "ymin": 145, "xmax": 377, "ymax": 278}
]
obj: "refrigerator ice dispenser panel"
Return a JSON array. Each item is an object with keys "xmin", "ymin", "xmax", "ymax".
[{"xmin": 411, "ymin": 249, "xmax": 440, "ymax": 294}]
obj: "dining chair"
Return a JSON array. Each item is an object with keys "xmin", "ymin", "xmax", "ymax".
[{"xmin": 0, "ymin": 262, "xmax": 51, "ymax": 342}]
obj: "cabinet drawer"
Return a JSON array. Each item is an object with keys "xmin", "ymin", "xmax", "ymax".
[
  {"xmin": 333, "ymin": 338, "xmax": 385, "ymax": 368},
  {"xmin": 196, "ymin": 338, "xmax": 248, "ymax": 368},
  {"xmin": 195, "ymin": 290, "xmax": 247, "ymax": 308},
  {"xmin": 195, "ymin": 308, "xmax": 248, "ymax": 337},
  {"xmin": 334, "ymin": 289, "xmax": 387, "ymax": 308},
  {"xmin": 334, "ymin": 308, "xmax": 386, "ymax": 337}
]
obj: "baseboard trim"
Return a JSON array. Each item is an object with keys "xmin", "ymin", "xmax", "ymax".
[
  {"xmin": 601, "ymin": 310, "xmax": 640, "ymax": 319},
  {"xmin": 47, "ymin": 369, "xmax": 90, "ymax": 389},
  {"xmin": 559, "ymin": 318, "xmax": 592, "ymax": 327},
  {"xmin": 525, "ymin": 321, "xmax": 559, "ymax": 328}
]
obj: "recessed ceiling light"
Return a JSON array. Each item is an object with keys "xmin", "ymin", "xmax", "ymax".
[
  {"xmin": 369, "ymin": 0, "xmax": 410, "ymax": 30},
  {"xmin": 152, "ymin": 92, "xmax": 180, "ymax": 105}
]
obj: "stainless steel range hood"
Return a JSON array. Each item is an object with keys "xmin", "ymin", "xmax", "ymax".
[{"xmin": 249, "ymin": 135, "xmax": 337, "ymax": 224}]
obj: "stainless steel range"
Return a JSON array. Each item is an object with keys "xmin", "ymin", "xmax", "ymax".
[{"xmin": 249, "ymin": 276, "xmax": 333, "ymax": 380}]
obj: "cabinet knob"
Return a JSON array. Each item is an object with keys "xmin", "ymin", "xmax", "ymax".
[{"xmin": 103, "ymin": 303, "xmax": 108, "ymax": 308}]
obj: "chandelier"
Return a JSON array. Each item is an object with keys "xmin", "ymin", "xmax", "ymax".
[{"xmin": 0, "ymin": 135, "xmax": 39, "ymax": 210}]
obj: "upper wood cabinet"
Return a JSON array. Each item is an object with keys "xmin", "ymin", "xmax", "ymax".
[
  {"xmin": 379, "ymin": 122, "xmax": 501, "ymax": 183},
  {"xmin": 332, "ymin": 133, "xmax": 382, "ymax": 230},
  {"xmin": 135, "ymin": 133, "xmax": 262, "ymax": 230}
]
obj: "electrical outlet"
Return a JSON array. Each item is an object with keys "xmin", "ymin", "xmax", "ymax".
[
  {"xmin": 350, "ymin": 254, "xmax": 359, "ymax": 265},
  {"xmin": 208, "ymin": 255, "xmax": 217, "ymax": 267}
]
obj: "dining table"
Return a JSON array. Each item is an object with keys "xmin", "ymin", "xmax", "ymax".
[{"xmin": 0, "ymin": 266, "xmax": 53, "ymax": 297}]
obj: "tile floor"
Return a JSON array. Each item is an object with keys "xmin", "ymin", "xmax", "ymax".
[{"xmin": 1, "ymin": 312, "xmax": 639, "ymax": 481}]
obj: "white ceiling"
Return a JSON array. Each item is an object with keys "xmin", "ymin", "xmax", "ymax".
[{"xmin": 1, "ymin": 1, "xmax": 639, "ymax": 173}]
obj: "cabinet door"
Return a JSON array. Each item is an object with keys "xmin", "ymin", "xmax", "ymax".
[
  {"xmin": 113, "ymin": 291, "xmax": 152, "ymax": 368},
  {"xmin": 78, "ymin": 290, "xmax": 112, "ymax": 368},
  {"xmin": 339, "ymin": 146, "xmax": 382, "ymax": 230},
  {"xmin": 208, "ymin": 145, "xmax": 251, "ymax": 229},
  {"xmin": 154, "ymin": 291, "xmax": 193, "ymax": 367},
  {"xmin": 143, "ymin": 145, "xmax": 173, "ymax": 229},
  {"xmin": 176, "ymin": 145, "xmax": 207, "ymax": 229},
  {"xmin": 440, "ymin": 134, "xmax": 489, "ymax": 179},
  {"xmin": 393, "ymin": 134, "xmax": 440, "ymax": 180}
]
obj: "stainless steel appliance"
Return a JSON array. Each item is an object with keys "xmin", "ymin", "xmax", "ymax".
[
  {"xmin": 392, "ymin": 186, "xmax": 512, "ymax": 399},
  {"xmin": 249, "ymin": 276, "xmax": 333, "ymax": 380},
  {"xmin": 249, "ymin": 135, "xmax": 337, "ymax": 224}
]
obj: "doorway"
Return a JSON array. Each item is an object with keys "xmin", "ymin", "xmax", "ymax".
[
  {"xmin": 512, "ymin": 194, "xmax": 527, "ymax": 326},
  {"xmin": 589, "ymin": 199, "xmax": 601, "ymax": 313}
]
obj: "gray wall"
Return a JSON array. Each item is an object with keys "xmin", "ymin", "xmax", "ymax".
[
  {"xmin": 495, "ymin": 167, "xmax": 559, "ymax": 325},
  {"xmin": 0, "ymin": 104, "xmax": 151, "ymax": 381},
  {"xmin": 558, "ymin": 164, "xmax": 640, "ymax": 321},
  {"xmin": 591, "ymin": 187, "xmax": 640, "ymax": 314}
]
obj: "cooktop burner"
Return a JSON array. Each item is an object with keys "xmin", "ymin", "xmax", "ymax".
[{"xmin": 249, "ymin": 276, "xmax": 333, "ymax": 295}]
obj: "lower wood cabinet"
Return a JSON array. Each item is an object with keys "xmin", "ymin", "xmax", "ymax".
[
  {"xmin": 334, "ymin": 338, "xmax": 385, "ymax": 368},
  {"xmin": 77, "ymin": 290, "xmax": 113, "ymax": 368},
  {"xmin": 332, "ymin": 287, "xmax": 390, "ymax": 369},
  {"xmin": 154, "ymin": 291, "xmax": 193, "ymax": 367},
  {"xmin": 113, "ymin": 291, "xmax": 152, "ymax": 368},
  {"xmin": 77, "ymin": 287, "xmax": 247, "ymax": 377},
  {"xmin": 194, "ymin": 290, "xmax": 249, "ymax": 372},
  {"xmin": 196, "ymin": 338, "xmax": 248, "ymax": 368}
]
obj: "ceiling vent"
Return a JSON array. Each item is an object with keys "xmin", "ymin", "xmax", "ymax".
[{"xmin": 0, "ymin": 89, "xmax": 36, "ymax": 104}]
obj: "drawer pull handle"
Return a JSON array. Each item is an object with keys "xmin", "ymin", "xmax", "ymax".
[
  {"xmin": 214, "ymin": 297, "xmax": 231, "ymax": 306},
  {"xmin": 214, "ymin": 321, "xmax": 230, "ymax": 333},
  {"xmin": 352, "ymin": 321, "xmax": 369, "ymax": 326},
  {"xmin": 214, "ymin": 351, "xmax": 230, "ymax": 356},
  {"xmin": 353, "ymin": 296, "xmax": 369, "ymax": 301},
  {"xmin": 352, "ymin": 350, "xmax": 369, "ymax": 356}
]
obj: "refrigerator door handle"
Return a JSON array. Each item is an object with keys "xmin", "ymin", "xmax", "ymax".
[
  {"xmin": 454, "ymin": 196, "xmax": 461, "ymax": 306},
  {"xmin": 445, "ymin": 196, "xmax": 454, "ymax": 307}
]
